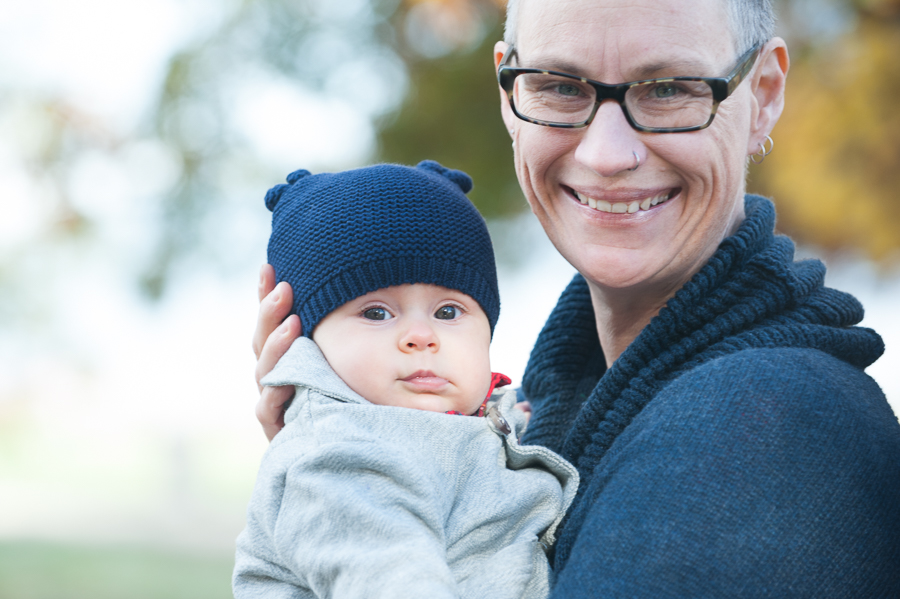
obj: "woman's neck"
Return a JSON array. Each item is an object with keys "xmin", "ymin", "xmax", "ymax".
[{"xmin": 587, "ymin": 281, "xmax": 677, "ymax": 368}]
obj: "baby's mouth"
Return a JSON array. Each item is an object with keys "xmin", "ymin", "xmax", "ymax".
[
  {"xmin": 572, "ymin": 188, "xmax": 678, "ymax": 213},
  {"xmin": 401, "ymin": 371, "xmax": 448, "ymax": 390}
]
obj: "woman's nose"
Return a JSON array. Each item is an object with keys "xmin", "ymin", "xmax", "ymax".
[
  {"xmin": 399, "ymin": 319, "xmax": 439, "ymax": 352},
  {"xmin": 574, "ymin": 100, "xmax": 643, "ymax": 177}
]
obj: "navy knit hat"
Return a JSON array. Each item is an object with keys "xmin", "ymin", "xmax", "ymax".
[{"xmin": 265, "ymin": 160, "xmax": 500, "ymax": 337}]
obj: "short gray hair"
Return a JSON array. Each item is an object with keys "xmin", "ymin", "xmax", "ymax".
[
  {"xmin": 503, "ymin": 0, "xmax": 775, "ymax": 55},
  {"xmin": 726, "ymin": 0, "xmax": 776, "ymax": 53}
]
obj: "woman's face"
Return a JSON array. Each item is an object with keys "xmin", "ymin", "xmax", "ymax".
[{"xmin": 499, "ymin": 0, "xmax": 776, "ymax": 298}]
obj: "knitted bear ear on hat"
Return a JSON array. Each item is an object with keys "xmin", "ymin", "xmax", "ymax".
[
  {"xmin": 416, "ymin": 160, "xmax": 473, "ymax": 194},
  {"xmin": 264, "ymin": 169, "xmax": 312, "ymax": 211}
]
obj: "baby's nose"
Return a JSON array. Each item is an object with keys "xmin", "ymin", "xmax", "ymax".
[{"xmin": 399, "ymin": 320, "xmax": 439, "ymax": 351}]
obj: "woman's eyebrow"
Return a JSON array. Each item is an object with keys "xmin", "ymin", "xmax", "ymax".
[
  {"xmin": 634, "ymin": 59, "xmax": 715, "ymax": 79},
  {"xmin": 525, "ymin": 54, "xmax": 714, "ymax": 81},
  {"xmin": 519, "ymin": 54, "xmax": 585, "ymax": 75}
]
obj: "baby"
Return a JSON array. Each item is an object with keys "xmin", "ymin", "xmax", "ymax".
[{"xmin": 233, "ymin": 161, "xmax": 578, "ymax": 599}]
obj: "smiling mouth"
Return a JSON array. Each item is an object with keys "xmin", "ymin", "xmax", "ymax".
[{"xmin": 572, "ymin": 188, "xmax": 678, "ymax": 213}]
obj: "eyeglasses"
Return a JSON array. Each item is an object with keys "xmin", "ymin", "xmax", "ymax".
[{"xmin": 497, "ymin": 44, "xmax": 761, "ymax": 133}]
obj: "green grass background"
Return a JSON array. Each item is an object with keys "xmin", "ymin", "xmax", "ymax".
[{"xmin": 0, "ymin": 542, "xmax": 234, "ymax": 599}]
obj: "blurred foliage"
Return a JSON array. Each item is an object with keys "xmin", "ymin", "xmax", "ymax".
[
  {"xmin": 376, "ymin": 4, "xmax": 522, "ymax": 218},
  {"xmin": 140, "ymin": 0, "xmax": 406, "ymax": 297},
  {"xmin": 753, "ymin": 1, "xmax": 900, "ymax": 262},
  {"xmin": 139, "ymin": 0, "xmax": 515, "ymax": 297},
  {"xmin": 0, "ymin": 541, "xmax": 232, "ymax": 599}
]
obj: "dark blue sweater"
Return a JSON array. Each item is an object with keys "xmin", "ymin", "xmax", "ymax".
[{"xmin": 522, "ymin": 196, "xmax": 900, "ymax": 597}]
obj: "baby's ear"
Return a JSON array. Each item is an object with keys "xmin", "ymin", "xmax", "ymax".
[
  {"xmin": 264, "ymin": 169, "xmax": 312, "ymax": 211},
  {"xmin": 416, "ymin": 160, "xmax": 473, "ymax": 194}
]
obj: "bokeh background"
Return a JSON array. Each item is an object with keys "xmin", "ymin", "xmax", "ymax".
[{"xmin": 1, "ymin": 0, "xmax": 898, "ymax": 596}]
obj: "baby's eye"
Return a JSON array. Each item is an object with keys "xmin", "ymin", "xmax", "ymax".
[
  {"xmin": 362, "ymin": 307, "xmax": 392, "ymax": 321},
  {"xmin": 434, "ymin": 305, "xmax": 461, "ymax": 320}
]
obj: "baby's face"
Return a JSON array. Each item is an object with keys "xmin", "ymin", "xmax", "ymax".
[{"xmin": 313, "ymin": 284, "xmax": 492, "ymax": 415}]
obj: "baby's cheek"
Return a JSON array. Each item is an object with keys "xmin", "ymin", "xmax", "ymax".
[
  {"xmin": 465, "ymin": 369, "xmax": 495, "ymax": 414},
  {"xmin": 460, "ymin": 393, "xmax": 487, "ymax": 416}
]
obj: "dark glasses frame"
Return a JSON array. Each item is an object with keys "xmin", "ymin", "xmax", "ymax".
[{"xmin": 497, "ymin": 43, "xmax": 762, "ymax": 133}]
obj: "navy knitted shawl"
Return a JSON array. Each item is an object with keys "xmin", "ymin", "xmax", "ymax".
[{"xmin": 520, "ymin": 195, "xmax": 885, "ymax": 562}]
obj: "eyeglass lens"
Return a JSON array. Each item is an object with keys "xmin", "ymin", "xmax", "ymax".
[{"xmin": 511, "ymin": 74, "xmax": 716, "ymax": 129}]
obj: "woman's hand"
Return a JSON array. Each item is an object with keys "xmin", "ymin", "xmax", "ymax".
[{"xmin": 253, "ymin": 264, "xmax": 301, "ymax": 441}]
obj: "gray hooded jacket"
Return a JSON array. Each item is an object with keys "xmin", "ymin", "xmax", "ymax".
[{"xmin": 233, "ymin": 337, "xmax": 578, "ymax": 599}]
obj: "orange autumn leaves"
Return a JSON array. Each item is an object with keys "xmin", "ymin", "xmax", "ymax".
[{"xmin": 754, "ymin": 15, "xmax": 900, "ymax": 262}]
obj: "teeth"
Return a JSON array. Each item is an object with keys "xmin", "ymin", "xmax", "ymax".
[{"xmin": 576, "ymin": 191, "xmax": 672, "ymax": 214}]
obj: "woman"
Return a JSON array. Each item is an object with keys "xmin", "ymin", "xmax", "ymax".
[{"xmin": 252, "ymin": 0, "xmax": 900, "ymax": 594}]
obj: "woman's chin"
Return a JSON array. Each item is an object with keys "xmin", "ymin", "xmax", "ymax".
[{"xmin": 571, "ymin": 246, "xmax": 677, "ymax": 292}]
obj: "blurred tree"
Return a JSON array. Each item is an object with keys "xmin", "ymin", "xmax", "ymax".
[
  {"xmin": 142, "ymin": 0, "xmax": 408, "ymax": 297},
  {"xmin": 376, "ymin": 0, "xmax": 521, "ymax": 219},
  {"xmin": 752, "ymin": 0, "xmax": 900, "ymax": 262},
  {"xmin": 143, "ymin": 0, "xmax": 515, "ymax": 297}
]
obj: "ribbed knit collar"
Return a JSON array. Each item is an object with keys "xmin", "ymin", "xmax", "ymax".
[{"xmin": 522, "ymin": 194, "xmax": 884, "ymax": 476}]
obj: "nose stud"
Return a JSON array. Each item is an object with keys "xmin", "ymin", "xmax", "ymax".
[{"xmin": 628, "ymin": 151, "xmax": 641, "ymax": 171}]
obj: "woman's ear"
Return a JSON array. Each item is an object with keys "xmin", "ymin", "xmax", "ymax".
[
  {"xmin": 747, "ymin": 37, "xmax": 790, "ymax": 156},
  {"xmin": 494, "ymin": 40, "xmax": 517, "ymax": 139}
]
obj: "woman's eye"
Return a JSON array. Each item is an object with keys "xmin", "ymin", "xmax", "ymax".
[
  {"xmin": 362, "ymin": 307, "xmax": 392, "ymax": 321},
  {"xmin": 652, "ymin": 84, "xmax": 679, "ymax": 98},
  {"xmin": 555, "ymin": 83, "xmax": 582, "ymax": 97},
  {"xmin": 434, "ymin": 305, "xmax": 460, "ymax": 320}
]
